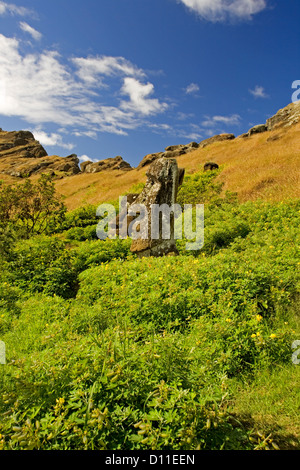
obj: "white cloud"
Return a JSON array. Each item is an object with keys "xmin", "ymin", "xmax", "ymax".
[
  {"xmin": 0, "ymin": 1, "xmax": 33, "ymax": 16},
  {"xmin": 72, "ymin": 56, "xmax": 145, "ymax": 85},
  {"xmin": 32, "ymin": 129, "xmax": 74, "ymax": 150},
  {"xmin": 73, "ymin": 130, "xmax": 98, "ymax": 139},
  {"xmin": 185, "ymin": 83, "xmax": 200, "ymax": 94},
  {"xmin": 19, "ymin": 21, "xmax": 42, "ymax": 41},
  {"xmin": 178, "ymin": 0, "xmax": 267, "ymax": 21},
  {"xmin": 202, "ymin": 114, "xmax": 241, "ymax": 127},
  {"xmin": 78, "ymin": 154, "xmax": 99, "ymax": 163},
  {"xmin": 0, "ymin": 33, "xmax": 168, "ymax": 140},
  {"xmin": 120, "ymin": 77, "xmax": 168, "ymax": 116},
  {"xmin": 249, "ymin": 85, "xmax": 269, "ymax": 98}
]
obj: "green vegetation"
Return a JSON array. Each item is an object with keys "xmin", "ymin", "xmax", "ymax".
[
  {"xmin": 0, "ymin": 175, "xmax": 66, "ymax": 239},
  {"xmin": 0, "ymin": 170, "xmax": 299, "ymax": 450}
]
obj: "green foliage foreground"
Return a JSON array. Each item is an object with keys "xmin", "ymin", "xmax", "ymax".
[{"xmin": 0, "ymin": 197, "xmax": 299, "ymax": 450}]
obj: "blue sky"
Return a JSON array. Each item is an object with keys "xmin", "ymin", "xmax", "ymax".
[{"xmin": 0, "ymin": 0, "xmax": 299, "ymax": 167}]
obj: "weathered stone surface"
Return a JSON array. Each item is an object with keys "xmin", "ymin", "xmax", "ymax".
[
  {"xmin": 54, "ymin": 154, "xmax": 81, "ymax": 174},
  {"xmin": 204, "ymin": 162, "xmax": 219, "ymax": 172},
  {"xmin": 127, "ymin": 157, "xmax": 185, "ymax": 258},
  {"xmin": 248, "ymin": 124, "xmax": 267, "ymax": 136},
  {"xmin": 0, "ymin": 130, "xmax": 48, "ymax": 160},
  {"xmin": 0, "ymin": 128, "xmax": 132, "ymax": 178},
  {"xmin": 81, "ymin": 156, "xmax": 132, "ymax": 173},
  {"xmin": 137, "ymin": 142, "xmax": 199, "ymax": 169},
  {"xmin": 0, "ymin": 129, "xmax": 82, "ymax": 177},
  {"xmin": 137, "ymin": 152, "xmax": 164, "ymax": 169},
  {"xmin": 198, "ymin": 133, "xmax": 235, "ymax": 149},
  {"xmin": 2, "ymin": 154, "xmax": 81, "ymax": 178},
  {"xmin": 114, "ymin": 193, "xmax": 140, "ymax": 236},
  {"xmin": 266, "ymin": 101, "xmax": 300, "ymax": 130}
]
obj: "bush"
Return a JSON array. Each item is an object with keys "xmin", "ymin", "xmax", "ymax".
[
  {"xmin": 0, "ymin": 175, "xmax": 66, "ymax": 239},
  {"xmin": 71, "ymin": 238, "xmax": 132, "ymax": 272},
  {"xmin": 62, "ymin": 205, "xmax": 99, "ymax": 231},
  {"xmin": 65, "ymin": 225, "xmax": 98, "ymax": 241},
  {"xmin": 7, "ymin": 236, "xmax": 78, "ymax": 299},
  {"xmin": 0, "ymin": 199, "xmax": 299, "ymax": 450}
]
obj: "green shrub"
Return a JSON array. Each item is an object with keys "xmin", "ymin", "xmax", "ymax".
[
  {"xmin": 71, "ymin": 238, "xmax": 132, "ymax": 272},
  {"xmin": 8, "ymin": 236, "xmax": 78, "ymax": 299},
  {"xmin": 62, "ymin": 205, "xmax": 99, "ymax": 231},
  {"xmin": 0, "ymin": 199, "xmax": 299, "ymax": 450}
]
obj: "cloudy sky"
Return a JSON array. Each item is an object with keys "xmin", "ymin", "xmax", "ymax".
[{"xmin": 0, "ymin": 0, "xmax": 299, "ymax": 166}]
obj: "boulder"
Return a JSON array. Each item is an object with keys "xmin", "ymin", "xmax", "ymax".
[
  {"xmin": 81, "ymin": 156, "xmax": 132, "ymax": 173},
  {"xmin": 137, "ymin": 142, "xmax": 199, "ymax": 169},
  {"xmin": 0, "ymin": 128, "xmax": 82, "ymax": 178},
  {"xmin": 55, "ymin": 154, "xmax": 81, "ymax": 174},
  {"xmin": 137, "ymin": 152, "xmax": 164, "ymax": 169},
  {"xmin": 248, "ymin": 124, "xmax": 267, "ymax": 136},
  {"xmin": 126, "ymin": 157, "xmax": 185, "ymax": 258},
  {"xmin": 204, "ymin": 162, "xmax": 219, "ymax": 172},
  {"xmin": 198, "ymin": 133, "xmax": 235, "ymax": 149},
  {"xmin": 266, "ymin": 101, "xmax": 300, "ymax": 130}
]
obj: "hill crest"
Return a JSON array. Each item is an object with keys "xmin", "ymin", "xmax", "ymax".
[{"xmin": 1, "ymin": 101, "xmax": 300, "ymax": 207}]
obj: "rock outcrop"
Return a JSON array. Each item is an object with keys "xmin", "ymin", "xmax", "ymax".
[
  {"xmin": 137, "ymin": 135, "xmax": 235, "ymax": 169},
  {"xmin": 126, "ymin": 157, "xmax": 185, "ymax": 258},
  {"xmin": 0, "ymin": 130, "xmax": 48, "ymax": 159},
  {"xmin": 204, "ymin": 162, "xmax": 219, "ymax": 172},
  {"xmin": 80, "ymin": 156, "xmax": 132, "ymax": 173},
  {"xmin": 238, "ymin": 101, "xmax": 300, "ymax": 139},
  {"xmin": 0, "ymin": 128, "xmax": 132, "ymax": 178},
  {"xmin": 266, "ymin": 101, "xmax": 300, "ymax": 130},
  {"xmin": 0, "ymin": 129, "xmax": 81, "ymax": 178},
  {"xmin": 247, "ymin": 124, "xmax": 267, "ymax": 136},
  {"xmin": 198, "ymin": 133, "xmax": 235, "ymax": 149},
  {"xmin": 137, "ymin": 142, "xmax": 200, "ymax": 169}
]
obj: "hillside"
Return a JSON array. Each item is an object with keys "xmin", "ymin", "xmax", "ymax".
[
  {"xmin": 55, "ymin": 103, "xmax": 300, "ymax": 210},
  {"xmin": 1, "ymin": 103, "xmax": 300, "ymax": 451},
  {"xmin": 1, "ymin": 101, "xmax": 300, "ymax": 209}
]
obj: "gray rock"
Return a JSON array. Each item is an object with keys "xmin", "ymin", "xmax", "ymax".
[
  {"xmin": 199, "ymin": 134, "xmax": 235, "ymax": 149},
  {"xmin": 127, "ymin": 157, "xmax": 185, "ymax": 258},
  {"xmin": 248, "ymin": 124, "xmax": 267, "ymax": 136},
  {"xmin": 204, "ymin": 162, "xmax": 219, "ymax": 172}
]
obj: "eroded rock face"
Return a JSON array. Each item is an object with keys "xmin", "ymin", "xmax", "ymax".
[
  {"xmin": 0, "ymin": 130, "xmax": 48, "ymax": 160},
  {"xmin": 0, "ymin": 129, "xmax": 82, "ymax": 177},
  {"xmin": 248, "ymin": 124, "xmax": 267, "ymax": 136},
  {"xmin": 238, "ymin": 102, "xmax": 300, "ymax": 139},
  {"xmin": 137, "ymin": 142, "xmax": 199, "ymax": 169},
  {"xmin": 127, "ymin": 157, "xmax": 185, "ymax": 258},
  {"xmin": 266, "ymin": 101, "xmax": 300, "ymax": 130},
  {"xmin": 198, "ymin": 133, "xmax": 235, "ymax": 149},
  {"xmin": 204, "ymin": 162, "xmax": 219, "ymax": 172},
  {"xmin": 80, "ymin": 156, "xmax": 132, "ymax": 173}
]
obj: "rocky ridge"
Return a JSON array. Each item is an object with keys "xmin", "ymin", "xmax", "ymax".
[
  {"xmin": 1, "ymin": 101, "xmax": 299, "ymax": 179},
  {"xmin": 0, "ymin": 129, "xmax": 132, "ymax": 178}
]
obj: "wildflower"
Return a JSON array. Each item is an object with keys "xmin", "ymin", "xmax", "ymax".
[
  {"xmin": 225, "ymin": 318, "xmax": 232, "ymax": 323},
  {"xmin": 256, "ymin": 315, "xmax": 263, "ymax": 322},
  {"xmin": 270, "ymin": 334, "xmax": 277, "ymax": 339},
  {"xmin": 251, "ymin": 334, "xmax": 256, "ymax": 338}
]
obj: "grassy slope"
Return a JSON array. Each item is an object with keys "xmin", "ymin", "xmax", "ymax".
[{"xmin": 50, "ymin": 122, "xmax": 300, "ymax": 210}]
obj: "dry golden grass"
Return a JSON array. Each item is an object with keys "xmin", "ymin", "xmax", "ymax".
[
  {"xmin": 1, "ymin": 122, "xmax": 299, "ymax": 210},
  {"xmin": 179, "ymin": 122, "xmax": 300, "ymax": 202}
]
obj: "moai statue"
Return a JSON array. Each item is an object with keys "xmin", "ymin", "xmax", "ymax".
[{"xmin": 126, "ymin": 157, "xmax": 185, "ymax": 258}]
